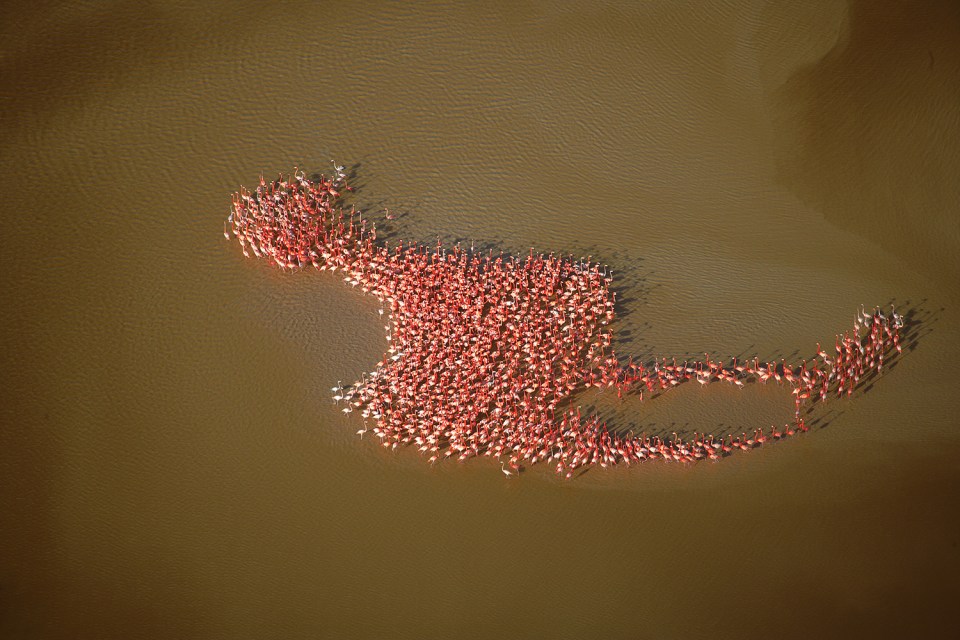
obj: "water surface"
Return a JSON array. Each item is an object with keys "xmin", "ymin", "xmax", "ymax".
[{"xmin": 2, "ymin": 1, "xmax": 959, "ymax": 638}]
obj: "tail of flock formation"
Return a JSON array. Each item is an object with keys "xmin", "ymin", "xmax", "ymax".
[{"xmin": 224, "ymin": 165, "xmax": 905, "ymax": 477}]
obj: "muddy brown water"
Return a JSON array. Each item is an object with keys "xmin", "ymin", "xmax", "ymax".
[{"xmin": 2, "ymin": 1, "xmax": 959, "ymax": 638}]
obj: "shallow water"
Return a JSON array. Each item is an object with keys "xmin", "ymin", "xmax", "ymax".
[{"xmin": 2, "ymin": 1, "xmax": 959, "ymax": 638}]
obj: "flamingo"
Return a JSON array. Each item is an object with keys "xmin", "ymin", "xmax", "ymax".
[{"xmin": 225, "ymin": 167, "xmax": 905, "ymax": 478}]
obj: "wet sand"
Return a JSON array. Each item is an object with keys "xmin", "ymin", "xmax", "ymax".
[{"xmin": 2, "ymin": 1, "xmax": 959, "ymax": 638}]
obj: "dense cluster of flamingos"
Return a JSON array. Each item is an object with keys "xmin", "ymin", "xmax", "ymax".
[{"xmin": 225, "ymin": 166, "xmax": 904, "ymax": 477}]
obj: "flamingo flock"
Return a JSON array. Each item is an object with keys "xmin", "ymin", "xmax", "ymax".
[{"xmin": 225, "ymin": 166, "xmax": 905, "ymax": 477}]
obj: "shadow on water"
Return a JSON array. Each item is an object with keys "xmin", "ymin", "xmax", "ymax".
[
  {"xmin": 289, "ymin": 176, "xmax": 935, "ymax": 471},
  {"xmin": 572, "ymin": 298, "xmax": 934, "ymax": 446}
]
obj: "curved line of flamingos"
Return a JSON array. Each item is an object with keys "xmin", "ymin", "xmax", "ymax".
[{"xmin": 225, "ymin": 166, "xmax": 904, "ymax": 478}]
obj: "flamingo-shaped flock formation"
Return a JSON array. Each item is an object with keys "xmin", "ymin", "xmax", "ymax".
[{"xmin": 224, "ymin": 165, "xmax": 905, "ymax": 477}]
